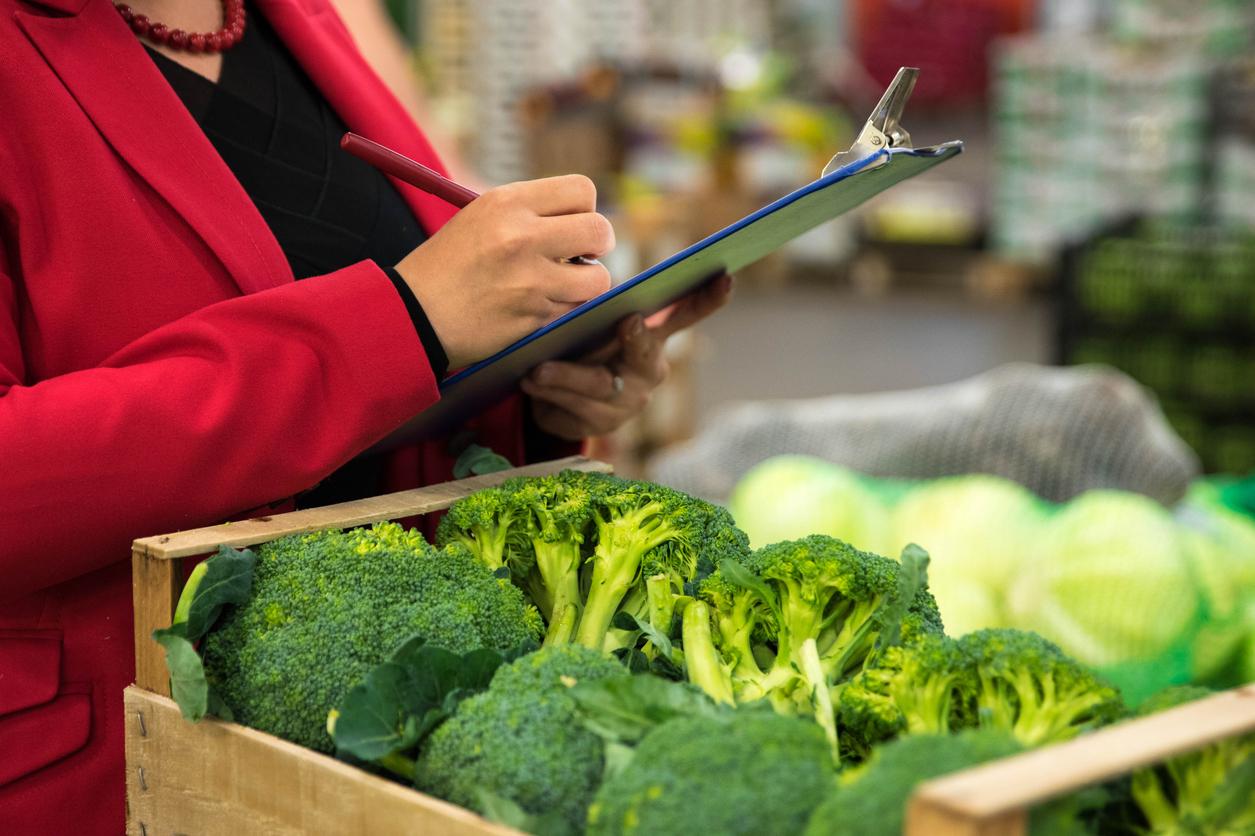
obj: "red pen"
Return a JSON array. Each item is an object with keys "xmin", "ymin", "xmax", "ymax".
[{"xmin": 340, "ymin": 132, "xmax": 598, "ymax": 265}]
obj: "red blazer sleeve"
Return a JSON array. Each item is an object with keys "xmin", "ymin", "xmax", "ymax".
[{"xmin": 0, "ymin": 255, "xmax": 440, "ymax": 599}]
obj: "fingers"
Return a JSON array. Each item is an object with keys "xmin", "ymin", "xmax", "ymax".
[
  {"xmin": 541, "ymin": 261, "xmax": 613, "ymax": 305},
  {"xmin": 536, "ymin": 212, "xmax": 616, "ymax": 260},
  {"xmin": 531, "ymin": 360, "xmax": 620, "ymax": 399},
  {"xmin": 620, "ymin": 315, "xmax": 667, "ymax": 381},
  {"xmin": 501, "ymin": 174, "xmax": 598, "ymax": 216},
  {"xmin": 521, "ymin": 377, "xmax": 624, "ymax": 436},
  {"xmin": 653, "ymin": 273, "xmax": 734, "ymax": 339}
]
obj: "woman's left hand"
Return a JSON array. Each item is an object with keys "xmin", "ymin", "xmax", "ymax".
[{"xmin": 521, "ymin": 273, "xmax": 733, "ymax": 440}]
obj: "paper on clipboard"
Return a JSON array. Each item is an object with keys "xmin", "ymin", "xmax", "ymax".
[{"xmin": 380, "ymin": 69, "xmax": 963, "ymax": 446}]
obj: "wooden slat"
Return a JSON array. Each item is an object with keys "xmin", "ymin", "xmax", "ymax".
[
  {"xmin": 133, "ymin": 456, "xmax": 610, "ymax": 559},
  {"xmin": 131, "ymin": 548, "xmax": 180, "ymax": 696},
  {"xmin": 908, "ymin": 683, "xmax": 1255, "ymax": 833},
  {"xmin": 125, "ymin": 687, "xmax": 520, "ymax": 836},
  {"xmin": 904, "ymin": 804, "xmax": 1025, "ymax": 836}
]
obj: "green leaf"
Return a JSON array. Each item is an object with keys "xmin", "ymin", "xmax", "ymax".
[
  {"xmin": 719, "ymin": 558, "xmax": 782, "ymax": 623},
  {"xmin": 206, "ymin": 687, "xmax": 235, "ymax": 722},
  {"xmin": 453, "ymin": 443, "xmax": 512, "ymax": 479},
  {"xmin": 569, "ymin": 673, "xmax": 727, "ymax": 746},
  {"xmin": 179, "ymin": 545, "xmax": 257, "ymax": 641},
  {"xmin": 475, "ymin": 789, "xmax": 574, "ymax": 836},
  {"xmin": 875, "ymin": 543, "xmax": 930, "ymax": 650},
  {"xmin": 153, "ymin": 627, "xmax": 209, "ymax": 722},
  {"xmin": 332, "ymin": 636, "xmax": 509, "ymax": 762},
  {"xmin": 332, "ymin": 663, "xmax": 420, "ymax": 760},
  {"xmin": 611, "ymin": 610, "xmax": 641, "ymax": 632}
]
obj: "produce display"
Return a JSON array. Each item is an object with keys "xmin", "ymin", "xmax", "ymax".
[
  {"xmin": 153, "ymin": 469, "xmax": 1255, "ymax": 835},
  {"xmin": 731, "ymin": 455, "xmax": 1255, "ymax": 703}
]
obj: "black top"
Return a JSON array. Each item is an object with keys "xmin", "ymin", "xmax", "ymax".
[{"xmin": 147, "ymin": 12, "xmax": 449, "ymax": 505}]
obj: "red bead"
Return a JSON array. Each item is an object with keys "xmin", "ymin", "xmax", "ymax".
[{"xmin": 115, "ymin": 0, "xmax": 245, "ymax": 52}]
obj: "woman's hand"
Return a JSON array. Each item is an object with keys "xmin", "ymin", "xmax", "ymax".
[
  {"xmin": 521, "ymin": 274, "xmax": 733, "ymax": 441},
  {"xmin": 394, "ymin": 175, "xmax": 615, "ymax": 369}
]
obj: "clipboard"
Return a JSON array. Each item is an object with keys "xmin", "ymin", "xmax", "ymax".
[{"xmin": 385, "ymin": 68, "xmax": 962, "ymax": 445}]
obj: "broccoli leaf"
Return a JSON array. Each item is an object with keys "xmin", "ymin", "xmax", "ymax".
[
  {"xmin": 332, "ymin": 636, "xmax": 510, "ymax": 762},
  {"xmin": 875, "ymin": 543, "xmax": 930, "ymax": 650},
  {"xmin": 180, "ymin": 546, "xmax": 256, "ymax": 641},
  {"xmin": 569, "ymin": 673, "xmax": 729, "ymax": 746},
  {"xmin": 452, "ymin": 443, "xmax": 513, "ymax": 479},
  {"xmin": 475, "ymin": 789, "xmax": 574, "ymax": 836},
  {"xmin": 718, "ymin": 557, "xmax": 782, "ymax": 623},
  {"xmin": 152, "ymin": 627, "xmax": 209, "ymax": 722}
]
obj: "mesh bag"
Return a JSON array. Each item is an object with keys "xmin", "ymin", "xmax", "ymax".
[{"xmin": 649, "ymin": 363, "xmax": 1200, "ymax": 506}]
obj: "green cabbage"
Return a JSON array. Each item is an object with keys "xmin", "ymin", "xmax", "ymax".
[
  {"xmin": 728, "ymin": 455, "xmax": 891, "ymax": 553},
  {"xmin": 889, "ymin": 475, "xmax": 1044, "ymax": 636},
  {"xmin": 1009, "ymin": 491, "xmax": 1202, "ymax": 672}
]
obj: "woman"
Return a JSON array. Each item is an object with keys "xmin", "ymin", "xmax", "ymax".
[{"xmin": 0, "ymin": 0, "xmax": 730, "ymax": 831}]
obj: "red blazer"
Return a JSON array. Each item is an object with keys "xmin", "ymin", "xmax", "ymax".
[{"xmin": 0, "ymin": 0, "xmax": 554, "ymax": 831}]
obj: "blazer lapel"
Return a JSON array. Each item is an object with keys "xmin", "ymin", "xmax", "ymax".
[
  {"xmin": 15, "ymin": 0, "xmax": 293, "ymax": 295},
  {"xmin": 259, "ymin": 0, "xmax": 460, "ymax": 235}
]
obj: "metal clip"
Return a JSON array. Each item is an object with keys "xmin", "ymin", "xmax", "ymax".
[
  {"xmin": 822, "ymin": 66, "xmax": 919, "ymax": 176},
  {"xmin": 137, "ymin": 710, "xmax": 147, "ymax": 738}
]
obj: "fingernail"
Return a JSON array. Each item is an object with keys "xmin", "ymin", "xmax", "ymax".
[
  {"xmin": 629, "ymin": 316, "xmax": 645, "ymax": 337},
  {"xmin": 535, "ymin": 364, "xmax": 555, "ymax": 385}
]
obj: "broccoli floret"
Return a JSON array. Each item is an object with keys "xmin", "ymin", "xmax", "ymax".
[
  {"xmin": 434, "ymin": 483, "xmax": 534, "ymax": 577},
  {"xmin": 439, "ymin": 471, "xmax": 750, "ymax": 656},
  {"xmin": 412, "ymin": 644, "xmax": 623, "ymax": 834},
  {"xmin": 201, "ymin": 522, "xmax": 543, "ymax": 752},
  {"xmin": 682, "ymin": 537, "xmax": 943, "ymax": 732},
  {"xmin": 959, "ymin": 628, "xmax": 1124, "ymax": 747},
  {"xmin": 803, "ymin": 730, "xmax": 1023, "ymax": 836},
  {"xmin": 1131, "ymin": 686, "xmax": 1255, "ymax": 835},
  {"xmin": 837, "ymin": 633, "xmax": 972, "ymax": 757},
  {"xmin": 587, "ymin": 712, "xmax": 836, "ymax": 836},
  {"xmin": 576, "ymin": 474, "xmax": 748, "ymax": 652}
]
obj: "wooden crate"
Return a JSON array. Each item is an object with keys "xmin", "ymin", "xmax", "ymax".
[
  {"xmin": 124, "ymin": 453, "xmax": 1255, "ymax": 835},
  {"xmin": 125, "ymin": 456, "xmax": 609, "ymax": 836}
]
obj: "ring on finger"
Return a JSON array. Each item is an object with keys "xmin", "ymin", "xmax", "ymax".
[{"xmin": 611, "ymin": 374, "xmax": 625, "ymax": 397}]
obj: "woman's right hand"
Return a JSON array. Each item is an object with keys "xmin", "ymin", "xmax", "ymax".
[{"xmin": 394, "ymin": 174, "xmax": 615, "ymax": 369}]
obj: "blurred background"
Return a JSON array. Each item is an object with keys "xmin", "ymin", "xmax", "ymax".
[
  {"xmin": 332, "ymin": 0, "xmax": 1255, "ymax": 702},
  {"xmin": 343, "ymin": 0, "xmax": 1255, "ymax": 480}
]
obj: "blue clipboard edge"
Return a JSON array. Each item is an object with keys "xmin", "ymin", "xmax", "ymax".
[{"xmin": 441, "ymin": 142, "xmax": 960, "ymax": 390}]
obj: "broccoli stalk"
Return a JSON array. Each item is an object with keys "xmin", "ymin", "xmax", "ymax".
[
  {"xmin": 681, "ymin": 599, "xmax": 735, "ymax": 705},
  {"xmin": 574, "ymin": 483, "xmax": 704, "ymax": 651},
  {"xmin": 511, "ymin": 479, "xmax": 592, "ymax": 644}
]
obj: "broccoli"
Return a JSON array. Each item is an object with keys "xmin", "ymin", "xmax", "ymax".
[
  {"xmin": 437, "ymin": 471, "xmax": 750, "ymax": 654},
  {"xmin": 802, "ymin": 730, "xmax": 1023, "ymax": 836},
  {"xmin": 412, "ymin": 644, "xmax": 623, "ymax": 834},
  {"xmin": 200, "ymin": 522, "xmax": 543, "ymax": 752},
  {"xmin": 958, "ymin": 629, "xmax": 1124, "ymax": 747},
  {"xmin": 837, "ymin": 633, "xmax": 971, "ymax": 757},
  {"xmin": 681, "ymin": 536, "xmax": 943, "ymax": 748},
  {"xmin": 434, "ymin": 482, "xmax": 534, "ymax": 577},
  {"xmin": 1131, "ymin": 686, "xmax": 1255, "ymax": 835},
  {"xmin": 586, "ymin": 711, "xmax": 836, "ymax": 836}
]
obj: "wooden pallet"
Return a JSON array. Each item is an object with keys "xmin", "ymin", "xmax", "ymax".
[{"xmin": 125, "ymin": 455, "xmax": 609, "ymax": 836}]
